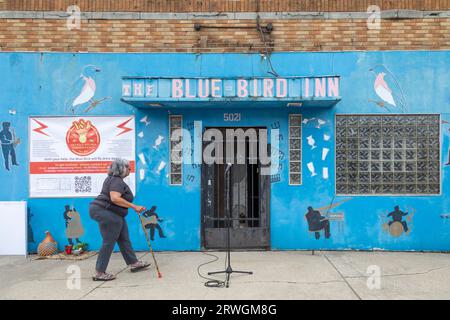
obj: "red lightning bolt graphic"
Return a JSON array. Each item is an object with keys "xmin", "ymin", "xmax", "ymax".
[
  {"xmin": 32, "ymin": 119, "xmax": 50, "ymax": 137},
  {"xmin": 117, "ymin": 117, "xmax": 134, "ymax": 136}
]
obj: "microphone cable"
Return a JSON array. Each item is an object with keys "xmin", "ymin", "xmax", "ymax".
[{"xmin": 197, "ymin": 251, "xmax": 226, "ymax": 288}]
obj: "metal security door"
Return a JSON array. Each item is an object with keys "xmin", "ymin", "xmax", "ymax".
[{"xmin": 201, "ymin": 127, "xmax": 270, "ymax": 249}]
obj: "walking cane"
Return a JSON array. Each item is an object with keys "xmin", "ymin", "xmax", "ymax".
[{"xmin": 138, "ymin": 214, "xmax": 162, "ymax": 278}]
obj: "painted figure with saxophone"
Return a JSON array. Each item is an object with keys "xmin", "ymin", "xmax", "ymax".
[{"xmin": 0, "ymin": 122, "xmax": 19, "ymax": 171}]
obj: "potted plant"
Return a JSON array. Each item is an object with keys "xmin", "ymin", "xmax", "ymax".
[
  {"xmin": 65, "ymin": 244, "xmax": 73, "ymax": 255},
  {"xmin": 72, "ymin": 242, "xmax": 88, "ymax": 255}
]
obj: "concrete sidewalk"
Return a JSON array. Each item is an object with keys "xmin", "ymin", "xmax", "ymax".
[{"xmin": 0, "ymin": 251, "xmax": 449, "ymax": 300}]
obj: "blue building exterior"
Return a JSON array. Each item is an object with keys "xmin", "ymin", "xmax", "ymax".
[{"xmin": 1, "ymin": 51, "xmax": 449, "ymax": 253}]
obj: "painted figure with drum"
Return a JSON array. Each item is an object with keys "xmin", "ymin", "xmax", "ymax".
[{"xmin": 382, "ymin": 205, "xmax": 415, "ymax": 237}]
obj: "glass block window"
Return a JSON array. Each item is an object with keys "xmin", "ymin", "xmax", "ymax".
[
  {"xmin": 336, "ymin": 114, "xmax": 440, "ymax": 195},
  {"xmin": 169, "ymin": 115, "xmax": 183, "ymax": 185},
  {"xmin": 289, "ymin": 114, "xmax": 302, "ymax": 185}
]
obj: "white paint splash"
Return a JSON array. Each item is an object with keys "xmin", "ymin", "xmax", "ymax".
[
  {"xmin": 138, "ymin": 131, "xmax": 144, "ymax": 138},
  {"xmin": 307, "ymin": 162, "xmax": 317, "ymax": 177},
  {"xmin": 316, "ymin": 119, "xmax": 327, "ymax": 129},
  {"xmin": 324, "ymin": 134, "xmax": 331, "ymax": 141},
  {"xmin": 140, "ymin": 115, "xmax": 150, "ymax": 126},
  {"xmin": 307, "ymin": 136, "xmax": 317, "ymax": 150},
  {"xmin": 303, "ymin": 118, "xmax": 316, "ymax": 124},
  {"xmin": 322, "ymin": 148, "xmax": 330, "ymax": 161},
  {"xmin": 138, "ymin": 153, "xmax": 146, "ymax": 165},
  {"xmin": 157, "ymin": 161, "xmax": 166, "ymax": 175},
  {"xmin": 323, "ymin": 167, "xmax": 329, "ymax": 179},
  {"xmin": 139, "ymin": 169, "xmax": 145, "ymax": 181},
  {"xmin": 153, "ymin": 135, "xmax": 164, "ymax": 150},
  {"xmin": 303, "ymin": 118, "xmax": 328, "ymax": 129}
]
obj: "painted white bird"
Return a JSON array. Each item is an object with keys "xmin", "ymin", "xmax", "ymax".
[
  {"xmin": 370, "ymin": 65, "xmax": 408, "ymax": 113},
  {"xmin": 374, "ymin": 72, "xmax": 396, "ymax": 106},
  {"xmin": 66, "ymin": 65, "xmax": 101, "ymax": 113}
]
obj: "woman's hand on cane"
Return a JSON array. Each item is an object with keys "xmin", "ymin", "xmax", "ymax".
[{"xmin": 133, "ymin": 205, "xmax": 146, "ymax": 214}]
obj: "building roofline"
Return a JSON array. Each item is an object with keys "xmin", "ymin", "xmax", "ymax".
[{"xmin": 0, "ymin": 10, "xmax": 449, "ymax": 20}]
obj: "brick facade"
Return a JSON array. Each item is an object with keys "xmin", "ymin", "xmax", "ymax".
[
  {"xmin": 0, "ymin": 17, "xmax": 448, "ymax": 52},
  {"xmin": 2, "ymin": 0, "xmax": 450, "ymax": 12},
  {"xmin": 0, "ymin": 0, "xmax": 449, "ymax": 52}
]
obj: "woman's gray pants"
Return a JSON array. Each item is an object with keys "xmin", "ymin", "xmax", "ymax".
[{"xmin": 89, "ymin": 204, "xmax": 138, "ymax": 273}]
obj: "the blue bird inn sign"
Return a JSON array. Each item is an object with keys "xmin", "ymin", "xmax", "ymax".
[{"xmin": 121, "ymin": 76, "xmax": 341, "ymax": 108}]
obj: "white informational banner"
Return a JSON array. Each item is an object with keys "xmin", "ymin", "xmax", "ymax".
[
  {"xmin": 0, "ymin": 201, "xmax": 27, "ymax": 256},
  {"xmin": 29, "ymin": 116, "xmax": 136, "ymax": 198}
]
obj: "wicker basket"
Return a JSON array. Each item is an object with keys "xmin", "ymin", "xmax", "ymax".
[{"xmin": 38, "ymin": 231, "xmax": 58, "ymax": 256}]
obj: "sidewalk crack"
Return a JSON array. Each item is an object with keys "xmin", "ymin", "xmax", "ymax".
[
  {"xmin": 345, "ymin": 265, "xmax": 450, "ymax": 280},
  {"xmin": 324, "ymin": 253, "xmax": 362, "ymax": 300},
  {"xmin": 233, "ymin": 279, "xmax": 344, "ymax": 285},
  {"xmin": 78, "ymin": 252, "xmax": 149, "ymax": 300}
]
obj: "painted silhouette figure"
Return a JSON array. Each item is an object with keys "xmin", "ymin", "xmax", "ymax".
[
  {"xmin": 305, "ymin": 207, "xmax": 331, "ymax": 240},
  {"xmin": 0, "ymin": 122, "xmax": 19, "ymax": 171},
  {"xmin": 387, "ymin": 205, "xmax": 409, "ymax": 233},
  {"xmin": 63, "ymin": 205, "xmax": 83, "ymax": 245},
  {"xmin": 142, "ymin": 206, "xmax": 166, "ymax": 241},
  {"xmin": 27, "ymin": 208, "xmax": 35, "ymax": 244}
]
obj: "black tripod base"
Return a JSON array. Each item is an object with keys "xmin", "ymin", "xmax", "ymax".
[{"xmin": 208, "ymin": 266, "xmax": 253, "ymax": 288}]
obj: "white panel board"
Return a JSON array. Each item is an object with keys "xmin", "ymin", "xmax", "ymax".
[{"xmin": 0, "ymin": 201, "xmax": 27, "ymax": 256}]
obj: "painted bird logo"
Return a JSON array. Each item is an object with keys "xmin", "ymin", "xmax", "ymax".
[
  {"xmin": 65, "ymin": 65, "xmax": 110, "ymax": 114},
  {"xmin": 369, "ymin": 65, "xmax": 408, "ymax": 113}
]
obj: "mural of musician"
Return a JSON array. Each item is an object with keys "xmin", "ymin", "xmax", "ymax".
[
  {"xmin": 0, "ymin": 122, "xmax": 20, "ymax": 171},
  {"xmin": 141, "ymin": 206, "xmax": 167, "ymax": 241},
  {"xmin": 305, "ymin": 207, "xmax": 331, "ymax": 239},
  {"xmin": 304, "ymin": 199, "xmax": 351, "ymax": 240},
  {"xmin": 382, "ymin": 205, "xmax": 415, "ymax": 237},
  {"xmin": 63, "ymin": 205, "xmax": 84, "ymax": 245}
]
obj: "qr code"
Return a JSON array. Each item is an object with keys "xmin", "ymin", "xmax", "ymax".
[{"xmin": 74, "ymin": 176, "xmax": 92, "ymax": 193}]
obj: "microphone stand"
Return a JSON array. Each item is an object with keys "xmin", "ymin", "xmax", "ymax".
[{"xmin": 208, "ymin": 163, "xmax": 253, "ymax": 288}]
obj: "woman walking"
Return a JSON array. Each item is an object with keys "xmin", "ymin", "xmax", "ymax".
[{"xmin": 89, "ymin": 158, "xmax": 150, "ymax": 281}]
